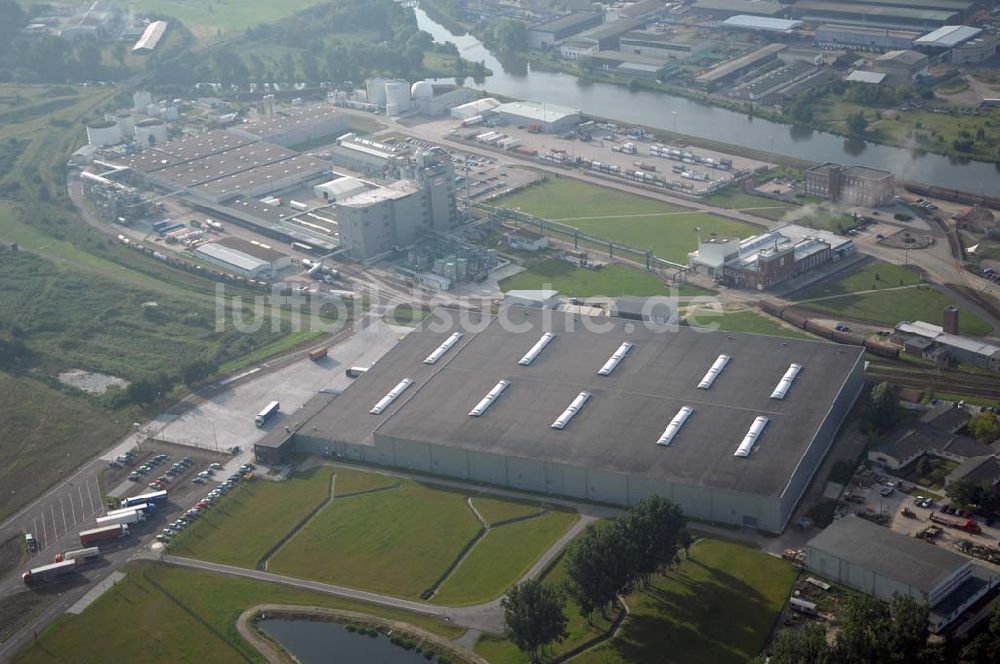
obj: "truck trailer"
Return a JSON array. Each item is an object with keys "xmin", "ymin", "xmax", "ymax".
[
  {"xmin": 22, "ymin": 559, "xmax": 77, "ymax": 586},
  {"xmin": 309, "ymin": 347, "xmax": 329, "ymax": 362},
  {"xmin": 255, "ymin": 400, "xmax": 280, "ymax": 427},
  {"xmin": 55, "ymin": 547, "xmax": 101, "ymax": 564},
  {"xmin": 106, "ymin": 503, "xmax": 154, "ymax": 518},
  {"xmin": 95, "ymin": 509, "xmax": 145, "ymax": 527},
  {"xmin": 79, "ymin": 523, "xmax": 130, "ymax": 547}
]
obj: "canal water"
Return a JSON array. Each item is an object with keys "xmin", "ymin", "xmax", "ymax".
[
  {"xmin": 258, "ymin": 619, "xmax": 435, "ymax": 664},
  {"xmin": 414, "ymin": 4, "xmax": 1000, "ymax": 195}
]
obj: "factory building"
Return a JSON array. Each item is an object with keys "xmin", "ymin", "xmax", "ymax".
[
  {"xmin": 914, "ymin": 26, "xmax": 996, "ymax": 64},
  {"xmin": 450, "ymin": 98, "xmax": 502, "ymax": 120},
  {"xmin": 608, "ymin": 0, "xmax": 668, "ymax": 22},
  {"xmin": 691, "ymin": 0, "xmax": 786, "ymax": 18},
  {"xmin": 804, "ymin": 163, "xmax": 895, "ymax": 207},
  {"xmin": 687, "ymin": 224, "xmax": 855, "ymax": 289},
  {"xmin": 314, "ymin": 176, "xmax": 369, "ymax": 202},
  {"xmin": 570, "ymin": 18, "xmax": 642, "ymax": 52},
  {"xmin": 132, "ymin": 20, "xmax": 167, "ymax": 54},
  {"xmin": 493, "ymin": 101, "xmax": 582, "ymax": 133},
  {"xmin": 806, "ymin": 516, "xmax": 997, "ymax": 632},
  {"xmin": 193, "ymin": 239, "xmax": 285, "ymax": 280},
  {"xmin": 528, "ymin": 12, "xmax": 604, "ymax": 50},
  {"xmin": 719, "ymin": 16, "xmax": 803, "ymax": 35},
  {"xmin": 560, "ymin": 39, "xmax": 599, "ymax": 60},
  {"xmin": 948, "ymin": 36, "xmax": 998, "ymax": 65},
  {"xmin": 227, "ymin": 106, "xmax": 349, "ymax": 147},
  {"xmin": 255, "ymin": 306, "xmax": 865, "ymax": 534},
  {"xmin": 814, "ymin": 24, "xmax": 919, "ymax": 52},
  {"xmin": 791, "ymin": 1, "xmax": 959, "ymax": 30},
  {"xmin": 328, "ymin": 134, "xmax": 410, "ymax": 175},
  {"xmin": 619, "ymin": 31, "xmax": 713, "ymax": 61},
  {"xmin": 696, "ymin": 43, "xmax": 787, "ymax": 89},
  {"xmin": 892, "ymin": 318, "xmax": 1000, "ymax": 373},
  {"xmin": 873, "ymin": 49, "xmax": 929, "ymax": 83}
]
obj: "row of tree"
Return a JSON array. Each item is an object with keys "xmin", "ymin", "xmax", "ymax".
[{"xmin": 501, "ymin": 496, "xmax": 689, "ymax": 662}]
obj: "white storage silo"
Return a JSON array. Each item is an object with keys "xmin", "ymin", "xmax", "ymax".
[
  {"xmin": 366, "ymin": 77, "xmax": 387, "ymax": 107},
  {"xmin": 134, "ymin": 118, "xmax": 168, "ymax": 147},
  {"xmin": 132, "ymin": 90, "xmax": 153, "ymax": 112},
  {"xmin": 384, "ymin": 80, "xmax": 411, "ymax": 114},
  {"xmin": 410, "ymin": 80, "xmax": 433, "ymax": 100},
  {"xmin": 116, "ymin": 112, "xmax": 135, "ymax": 140},
  {"xmin": 87, "ymin": 120, "xmax": 122, "ymax": 147}
]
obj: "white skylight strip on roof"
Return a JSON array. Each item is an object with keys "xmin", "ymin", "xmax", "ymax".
[
  {"xmin": 657, "ymin": 406, "xmax": 693, "ymax": 446},
  {"xmin": 518, "ymin": 332, "xmax": 556, "ymax": 366},
  {"xmin": 597, "ymin": 342, "xmax": 633, "ymax": 376},
  {"xmin": 770, "ymin": 363, "xmax": 803, "ymax": 400},
  {"xmin": 697, "ymin": 354, "xmax": 731, "ymax": 389},
  {"xmin": 551, "ymin": 391, "xmax": 591, "ymax": 430},
  {"xmin": 734, "ymin": 416, "xmax": 769, "ymax": 457},
  {"xmin": 423, "ymin": 332, "xmax": 463, "ymax": 365},
  {"xmin": 369, "ymin": 378, "xmax": 414, "ymax": 415},
  {"xmin": 468, "ymin": 380, "xmax": 511, "ymax": 417}
]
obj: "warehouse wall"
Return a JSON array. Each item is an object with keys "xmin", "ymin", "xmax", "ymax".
[
  {"xmin": 779, "ymin": 356, "xmax": 865, "ymax": 530},
  {"xmin": 805, "ymin": 547, "xmax": 925, "ymax": 603}
]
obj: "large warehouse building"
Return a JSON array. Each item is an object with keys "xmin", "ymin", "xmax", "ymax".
[{"xmin": 256, "ymin": 307, "xmax": 865, "ymax": 533}]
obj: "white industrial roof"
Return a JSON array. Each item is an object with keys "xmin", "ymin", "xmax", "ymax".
[
  {"xmin": 337, "ymin": 181, "xmax": 418, "ymax": 207},
  {"xmin": 846, "ymin": 70, "xmax": 887, "ymax": 85},
  {"xmin": 195, "ymin": 242, "xmax": 270, "ymax": 272},
  {"xmin": 915, "ymin": 25, "xmax": 982, "ymax": 48},
  {"xmin": 316, "ymin": 176, "xmax": 368, "ymax": 197},
  {"xmin": 896, "ymin": 321, "xmax": 1000, "ymax": 357},
  {"xmin": 495, "ymin": 101, "xmax": 581, "ymax": 124},
  {"xmin": 721, "ymin": 15, "xmax": 803, "ymax": 33}
]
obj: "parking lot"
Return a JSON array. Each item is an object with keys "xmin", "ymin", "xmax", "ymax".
[{"xmin": 10, "ymin": 472, "xmax": 104, "ymax": 562}]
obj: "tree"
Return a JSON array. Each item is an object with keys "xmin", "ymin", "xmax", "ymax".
[
  {"xmin": 680, "ymin": 528, "xmax": 693, "ymax": 559},
  {"xmin": 946, "ymin": 476, "xmax": 988, "ymax": 509},
  {"xmin": 968, "ymin": 411, "xmax": 1000, "ymax": 444},
  {"xmin": 846, "ymin": 111, "xmax": 868, "ymax": 136},
  {"xmin": 868, "ymin": 382, "xmax": 899, "ymax": 432},
  {"xmin": 501, "ymin": 579, "xmax": 568, "ymax": 663},
  {"xmin": 916, "ymin": 456, "xmax": 934, "ymax": 479},
  {"xmin": 769, "ymin": 623, "xmax": 833, "ymax": 664},
  {"xmin": 565, "ymin": 522, "xmax": 633, "ymax": 620}
]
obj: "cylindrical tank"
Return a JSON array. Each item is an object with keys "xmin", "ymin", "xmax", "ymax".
[
  {"xmin": 384, "ymin": 80, "xmax": 411, "ymax": 114},
  {"xmin": 87, "ymin": 120, "xmax": 122, "ymax": 147},
  {"xmin": 116, "ymin": 112, "xmax": 135, "ymax": 140},
  {"xmin": 385, "ymin": 102, "xmax": 400, "ymax": 117},
  {"xmin": 366, "ymin": 77, "xmax": 387, "ymax": 107},
  {"xmin": 134, "ymin": 118, "xmax": 168, "ymax": 147},
  {"xmin": 410, "ymin": 80, "xmax": 433, "ymax": 100},
  {"xmin": 132, "ymin": 90, "xmax": 152, "ymax": 112}
]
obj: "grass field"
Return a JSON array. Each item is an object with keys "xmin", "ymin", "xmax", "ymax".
[
  {"xmin": 703, "ymin": 189, "xmax": 797, "ymax": 221},
  {"xmin": 471, "ymin": 496, "xmax": 545, "ymax": 526},
  {"xmin": 476, "ymin": 537, "xmax": 797, "ymax": 664},
  {"xmin": 0, "ymin": 372, "xmax": 132, "ymax": 522},
  {"xmin": 685, "ymin": 309, "xmax": 817, "ymax": 340},
  {"xmin": 500, "ymin": 259, "xmax": 710, "ymax": 298},
  {"xmin": 793, "ymin": 262, "xmax": 992, "ymax": 335},
  {"xmin": 12, "ymin": 561, "xmax": 464, "ymax": 664},
  {"xmin": 497, "ymin": 178, "xmax": 761, "ymax": 264},
  {"xmin": 432, "ymin": 510, "xmax": 578, "ymax": 605}
]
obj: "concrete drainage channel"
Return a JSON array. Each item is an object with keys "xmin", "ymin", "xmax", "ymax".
[
  {"xmin": 420, "ymin": 497, "xmax": 551, "ymax": 601},
  {"xmin": 256, "ymin": 475, "xmax": 402, "ymax": 571}
]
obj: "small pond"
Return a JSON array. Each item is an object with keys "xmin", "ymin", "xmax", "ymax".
[{"xmin": 258, "ymin": 619, "xmax": 441, "ymax": 664}]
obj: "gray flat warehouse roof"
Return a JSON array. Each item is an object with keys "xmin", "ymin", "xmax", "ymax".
[
  {"xmin": 807, "ymin": 515, "xmax": 969, "ymax": 595},
  {"xmin": 298, "ymin": 306, "xmax": 863, "ymax": 499}
]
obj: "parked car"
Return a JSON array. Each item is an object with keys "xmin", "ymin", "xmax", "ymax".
[
  {"xmin": 192, "ymin": 477, "xmax": 207, "ymax": 484},
  {"xmin": 879, "ymin": 486, "xmax": 894, "ymax": 497}
]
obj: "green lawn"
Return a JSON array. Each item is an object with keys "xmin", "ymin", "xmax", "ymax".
[
  {"xmin": 704, "ymin": 189, "xmax": 796, "ymax": 221},
  {"xmin": 13, "ymin": 561, "xmax": 464, "ymax": 664},
  {"xmin": 793, "ymin": 262, "xmax": 992, "ymax": 335},
  {"xmin": 269, "ymin": 480, "xmax": 482, "ymax": 599},
  {"xmin": 168, "ymin": 467, "xmax": 334, "ymax": 567},
  {"xmin": 333, "ymin": 467, "xmax": 399, "ymax": 495},
  {"xmin": 686, "ymin": 309, "xmax": 818, "ymax": 340},
  {"xmin": 477, "ymin": 538, "xmax": 796, "ymax": 664},
  {"xmin": 497, "ymin": 178, "xmax": 762, "ymax": 264},
  {"xmin": 471, "ymin": 496, "xmax": 546, "ymax": 526},
  {"xmin": 501, "ymin": 259, "xmax": 714, "ymax": 298},
  {"xmin": 432, "ymin": 510, "xmax": 578, "ymax": 606}
]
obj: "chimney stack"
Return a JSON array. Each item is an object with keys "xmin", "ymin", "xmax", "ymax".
[{"xmin": 943, "ymin": 305, "xmax": 959, "ymax": 335}]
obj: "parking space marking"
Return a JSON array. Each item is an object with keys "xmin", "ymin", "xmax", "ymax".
[
  {"xmin": 60, "ymin": 497, "xmax": 68, "ymax": 533},
  {"xmin": 76, "ymin": 485, "xmax": 86, "ymax": 521},
  {"xmin": 50, "ymin": 504, "xmax": 58, "ymax": 540},
  {"xmin": 38, "ymin": 514, "xmax": 46, "ymax": 551},
  {"xmin": 86, "ymin": 478, "xmax": 97, "ymax": 514}
]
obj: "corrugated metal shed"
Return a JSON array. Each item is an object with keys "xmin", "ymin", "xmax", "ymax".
[
  {"xmin": 721, "ymin": 15, "xmax": 803, "ymax": 33},
  {"xmin": 915, "ymin": 25, "xmax": 983, "ymax": 48}
]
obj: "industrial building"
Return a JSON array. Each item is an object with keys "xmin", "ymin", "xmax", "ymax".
[
  {"xmin": 560, "ymin": 39, "xmax": 599, "ymax": 60},
  {"xmin": 815, "ymin": 24, "xmax": 919, "ymax": 52},
  {"xmin": 314, "ymin": 176, "xmax": 369, "ymax": 202},
  {"xmin": 193, "ymin": 239, "xmax": 286, "ymax": 280},
  {"xmin": 948, "ymin": 35, "xmax": 998, "ymax": 65},
  {"xmin": 868, "ymin": 404, "xmax": 990, "ymax": 471},
  {"xmin": 687, "ymin": 224, "xmax": 855, "ymax": 289},
  {"xmin": 719, "ymin": 15, "xmax": 803, "ymax": 35},
  {"xmin": 873, "ymin": 49, "xmax": 929, "ymax": 83},
  {"xmin": 450, "ymin": 98, "xmax": 502, "ymax": 120},
  {"xmin": 570, "ymin": 18, "xmax": 642, "ymax": 51},
  {"xmin": 493, "ymin": 101, "xmax": 582, "ymax": 133},
  {"xmin": 804, "ymin": 163, "xmax": 895, "ymax": 207},
  {"xmin": 845, "ymin": 71, "xmax": 887, "ymax": 85},
  {"xmin": 131, "ymin": 20, "xmax": 167, "ymax": 54},
  {"xmin": 328, "ymin": 134, "xmax": 411, "ymax": 175},
  {"xmin": 892, "ymin": 318, "xmax": 1000, "ymax": 373},
  {"xmin": 608, "ymin": 0, "xmax": 668, "ymax": 22},
  {"xmin": 528, "ymin": 12, "xmax": 604, "ymax": 50},
  {"xmin": 696, "ymin": 43, "xmax": 788, "ymax": 89},
  {"xmin": 691, "ymin": 0, "xmax": 786, "ymax": 18},
  {"xmin": 806, "ymin": 516, "xmax": 997, "ymax": 632},
  {"xmin": 227, "ymin": 106, "xmax": 349, "ymax": 147},
  {"xmin": 791, "ymin": 1, "xmax": 959, "ymax": 30},
  {"xmin": 255, "ymin": 306, "xmax": 865, "ymax": 534},
  {"xmin": 619, "ymin": 31, "xmax": 713, "ymax": 61}
]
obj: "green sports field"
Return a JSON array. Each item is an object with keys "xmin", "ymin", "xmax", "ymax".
[{"xmin": 497, "ymin": 178, "xmax": 762, "ymax": 264}]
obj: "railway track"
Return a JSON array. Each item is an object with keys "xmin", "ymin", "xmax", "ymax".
[{"xmin": 866, "ymin": 363, "xmax": 1000, "ymax": 402}]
